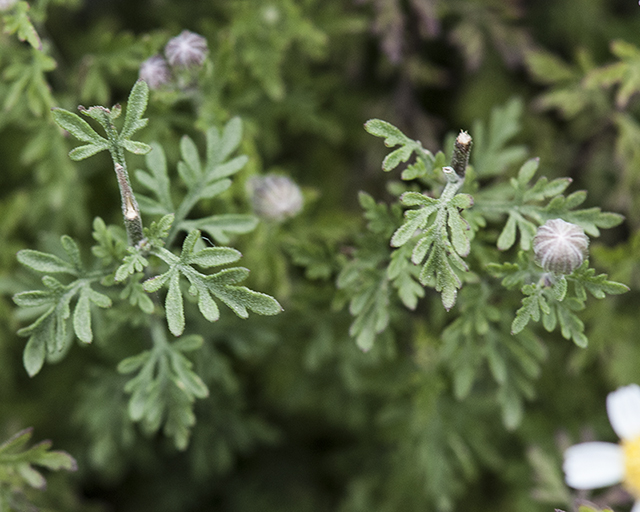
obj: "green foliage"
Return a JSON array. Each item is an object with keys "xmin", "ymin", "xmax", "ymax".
[
  {"xmin": 2, "ymin": 1, "xmax": 640, "ymax": 511},
  {"xmin": 118, "ymin": 331, "xmax": 209, "ymax": 450},
  {"xmin": 138, "ymin": 228, "xmax": 281, "ymax": 337},
  {"xmin": 14, "ymin": 235, "xmax": 112, "ymax": 375},
  {"xmin": 365, "ymin": 118, "xmax": 447, "ymax": 179},
  {"xmin": 51, "ymin": 79, "xmax": 151, "ymax": 162},
  {"xmin": 12, "ymin": 80, "xmax": 282, "ymax": 451},
  {"xmin": 360, "ymin": 114, "xmax": 626, "ymax": 342},
  {"xmin": 0, "ymin": 428, "xmax": 76, "ymax": 510},
  {"xmin": 586, "ymin": 40, "xmax": 640, "ymax": 108},
  {"xmin": 134, "ymin": 117, "xmax": 253, "ymax": 245},
  {"xmin": 3, "ymin": 45, "xmax": 56, "ymax": 116},
  {"xmin": 391, "ymin": 188, "xmax": 473, "ymax": 310},
  {"xmin": 2, "ymin": 2, "xmax": 41, "ymax": 50},
  {"xmin": 336, "ymin": 192, "xmax": 401, "ymax": 351},
  {"xmin": 441, "ymin": 284, "xmax": 547, "ymax": 429},
  {"xmin": 475, "ymin": 157, "xmax": 622, "ymax": 252},
  {"xmin": 470, "ymin": 97, "xmax": 528, "ymax": 177},
  {"xmin": 489, "ymin": 254, "xmax": 628, "ymax": 347}
]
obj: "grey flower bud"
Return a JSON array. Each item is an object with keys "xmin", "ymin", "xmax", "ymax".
[
  {"xmin": 248, "ymin": 175, "xmax": 304, "ymax": 222},
  {"xmin": 139, "ymin": 55, "xmax": 171, "ymax": 90},
  {"xmin": 533, "ymin": 219, "xmax": 589, "ymax": 274},
  {"xmin": 165, "ymin": 30, "xmax": 208, "ymax": 68}
]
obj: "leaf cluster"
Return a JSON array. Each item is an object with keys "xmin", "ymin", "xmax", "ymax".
[
  {"xmin": 489, "ymin": 254, "xmax": 628, "ymax": 347},
  {"xmin": 12, "ymin": 81, "xmax": 283, "ymax": 452},
  {"xmin": 13, "ymin": 235, "xmax": 112, "ymax": 376},
  {"xmin": 118, "ymin": 333, "xmax": 208, "ymax": 450},
  {"xmin": 51, "ymin": 79, "xmax": 151, "ymax": 162},
  {"xmin": 0, "ymin": 428, "xmax": 76, "ymax": 510}
]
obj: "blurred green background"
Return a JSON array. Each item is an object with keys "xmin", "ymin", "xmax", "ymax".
[{"xmin": 1, "ymin": 0, "xmax": 640, "ymax": 511}]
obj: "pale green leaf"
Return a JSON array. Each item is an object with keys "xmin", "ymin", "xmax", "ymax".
[
  {"xmin": 121, "ymin": 79, "xmax": 149, "ymax": 139},
  {"xmin": 17, "ymin": 250, "xmax": 77, "ymax": 275},
  {"xmin": 51, "ymin": 108, "xmax": 104, "ymax": 144},
  {"xmin": 23, "ymin": 331, "xmax": 46, "ymax": 377},
  {"xmin": 166, "ymin": 272, "xmax": 185, "ymax": 337}
]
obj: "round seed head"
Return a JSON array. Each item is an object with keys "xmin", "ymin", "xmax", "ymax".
[
  {"xmin": 533, "ymin": 219, "xmax": 589, "ymax": 274},
  {"xmin": 139, "ymin": 55, "xmax": 171, "ymax": 90},
  {"xmin": 248, "ymin": 175, "xmax": 304, "ymax": 222},
  {"xmin": 165, "ymin": 30, "xmax": 208, "ymax": 68}
]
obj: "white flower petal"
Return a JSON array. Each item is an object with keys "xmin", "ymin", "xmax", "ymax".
[
  {"xmin": 563, "ymin": 442, "xmax": 624, "ymax": 489},
  {"xmin": 607, "ymin": 384, "xmax": 640, "ymax": 440},
  {"xmin": 632, "ymin": 501, "xmax": 640, "ymax": 512}
]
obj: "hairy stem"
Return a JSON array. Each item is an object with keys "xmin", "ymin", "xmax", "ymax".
[{"xmin": 114, "ymin": 163, "xmax": 144, "ymax": 246}]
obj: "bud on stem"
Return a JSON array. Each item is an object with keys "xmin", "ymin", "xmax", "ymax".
[
  {"xmin": 451, "ymin": 131, "xmax": 472, "ymax": 178},
  {"xmin": 114, "ymin": 163, "xmax": 144, "ymax": 246},
  {"xmin": 533, "ymin": 219, "xmax": 589, "ymax": 274}
]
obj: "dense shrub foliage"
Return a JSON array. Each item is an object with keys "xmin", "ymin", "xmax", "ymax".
[{"xmin": 0, "ymin": 1, "xmax": 639, "ymax": 511}]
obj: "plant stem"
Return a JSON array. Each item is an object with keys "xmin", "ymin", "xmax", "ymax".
[
  {"xmin": 114, "ymin": 163, "xmax": 144, "ymax": 246},
  {"xmin": 96, "ymin": 109, "xmax": 144, "ymax": 247}
]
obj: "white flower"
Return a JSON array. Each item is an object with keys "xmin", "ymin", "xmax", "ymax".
[
  {"xmin": 139, "ymin": 55, "xmax": 171, "ymax": 90},
  {"xmin": 164, "ymin": 30, "xmax": 208, "ymax": 68},
  {"xmin": 563, "ymin": 384, "xmax": 640, "ymax": 511},
  {"xmin": 248, "ymin": 175, "xmax": 304, "ymax": 222}
]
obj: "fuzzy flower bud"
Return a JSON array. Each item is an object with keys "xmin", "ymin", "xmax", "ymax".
[
  {"xmin": 533, "ymin": 218, "xmax": 589, "ymax": 274},
  {"xmin": 139, "ymin": 55, "xmax": 171, "ymax": 90},
  {"xmin": 248, "ymin": 175, "xmax": 304, "ymax": 222},
  {"xmin": 164, "ymin": 30, "xmax": 208, "ymax": 68}
]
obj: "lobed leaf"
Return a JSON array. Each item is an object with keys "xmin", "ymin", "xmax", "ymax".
[
  {"xmin": 364, "ymin": 119, "xmax": 408, "ymax": 146},
  {"xmin": 136, "ymin": 142, "xmax": 173, "ymax": 211}
]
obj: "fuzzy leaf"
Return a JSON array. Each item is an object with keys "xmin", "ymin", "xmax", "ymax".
[
  {"xmin": 2, "ymin": 1, "xmax": 42, "ymax": 49},
  {"xmin": 136, "ymin": 142, "xmax": 173, "ymax": 211},
  {"xmin": 146, "ymin": 231, "xmax": 281, "ymax": 335},
  {"xmin": 208, "ymin": 155, "xmax": 249, "ymax": 180},
  {"xmin": 120, "ymin": 79, "xmax": 149, "ymax": 139},
  {"xmin": 51, "ymin": 108, "xmax": 105, "ymax": 144},
  {"xmin": 115, "ymin": 251, "xmax": 149, "ymax": 282},
  {"xmin": 180, "ymin": 135, "xmax": 202, "ymax": 183},
  {"xmin": 180, "ymin": 214, "xmax": 258, "ymax": 245},
  {"xmin": 122, "ymin": 139, "xmax": 151, "ymax": 155},
  {"xmin": 117, "ymin": 350, "xmax": 151, "ymax": 374},
  {"xmin": 120, "ymin": 336, "xmax": 210, "ymax": 449},
  {"xmin": 23, "ymin": 331, "xmax": 46, "ymax": 377},
  {"xmin": 188, "ymin": 247, "xmax": 242, "ymax": 268},
  {"xmin": 365, "ymin": 118, "xmax": 432, "ymax": 174},
  {"xmin": 364, "ymin": 119, "xmax": 407, "ymax": 145},
  {"xmin": 165, "ymin": 272, "xmax": 185, "ymax": 337},
  {"xmin": 471, "ymin": 98, "xmax": 527, "ymax": 177},
  {"xmin": 219, "ymin": 116, "xmax": 243, "ymax": 161},
  {"xmin": 17, "ymin": 250, "xmax": 77, "ymax": 275},
  {"xmin": 497, "ymin": 214, "xmax": 517, "ymax": 251},
  {"xmin": 0, "ymin": 427, "xmax": 77, "ymax": 499}
]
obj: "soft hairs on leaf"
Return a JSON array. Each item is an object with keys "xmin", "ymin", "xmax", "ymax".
[{"xmin": 142, "ymin": 230, "xmax": 281, "ymax": 336}]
